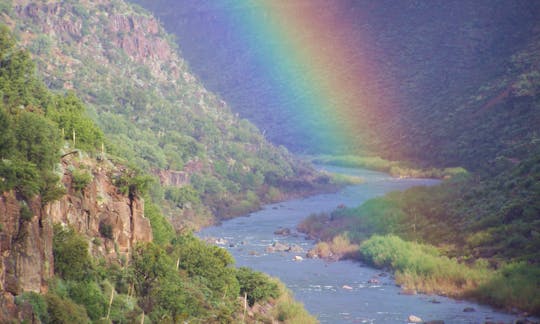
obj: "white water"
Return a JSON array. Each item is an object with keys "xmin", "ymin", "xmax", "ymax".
[{"xmin": 199, "ymin": 166, "xmax": 526, "ymax": 323}]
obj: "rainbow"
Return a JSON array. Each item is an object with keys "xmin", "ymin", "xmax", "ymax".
[{"xmin": 223, "ymin": 1, "xmax": 400, "ymax": 153}]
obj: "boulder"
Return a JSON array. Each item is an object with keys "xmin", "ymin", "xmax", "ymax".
[
  {"xmin": 463, "ymin": 307, "xmax": 475, "ymax": 312},
  {"xmin": 408, "ymin": 315, "xmax": 423, "ymax": 323},
  {"xmin": 274, "ymin": 227, "xmax": 291, "ymax": 236}
]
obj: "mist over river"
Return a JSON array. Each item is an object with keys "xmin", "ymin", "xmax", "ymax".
[{"xmin": 199, "ymin": 166, "xmax": 522, "ymax": 323}]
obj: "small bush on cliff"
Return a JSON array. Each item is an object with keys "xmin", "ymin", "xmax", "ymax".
[
  {"xmin": 71, "ymin": 168, "xmax": 93, "ymax": 192},
  {"xmin": 15, "ymin": 291, "xmax": 49, "ymax": 323},
  {"xmin": 114, "ymin": 168, "xmax": 154, "ymax": 196},
  {"xmin": 98, "ymin": 221, "xmax": 113, "ymax": 239},
  {"xmin": 19, "ymin": 200, "xmax": 33, "ymax": 221},
  {"xmin": 165, "ymin": 185, "xmax": 200, "ymax": 207},
  {"xmin": 53, "ymin": 224, "xmax": 93, "ymax": 281}
]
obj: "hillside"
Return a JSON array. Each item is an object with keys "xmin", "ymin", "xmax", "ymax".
[
  {"xmin": 0, "ymin": 24, "xmax": 316, "ymax": 323},
  {"xmin": 131, "ymin": 0, "xmax": 540, "ymax": 171},
  {"xmin": 1, "ymin": 0, "xmax": 334, "ymax": 230}
]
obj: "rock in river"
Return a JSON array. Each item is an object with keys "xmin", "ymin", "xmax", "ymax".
[
  {"xmin": 408, "ymin": 315, "xmax": 423, "ymax": 323},
  {"xmin": 274, "ymin": 227, "xmax": 291, "ymax": 236}
]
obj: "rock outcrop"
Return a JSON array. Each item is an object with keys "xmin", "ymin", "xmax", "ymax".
[
  {"xmin": 0, "ymin": 155, "xmax": 152, "ymax": 321},
  {"xmin": 47, "ymin": 157, "xmax": 153, "ymax": 259},
  {"xmin": 12, "ymin": 0, "xmax": 182, "ymax": 81},
  {"xmin": 0, "ymin": 193, "xmax": 53, "ymax": 296}
]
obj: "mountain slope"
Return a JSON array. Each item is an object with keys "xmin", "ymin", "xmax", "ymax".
[
  {"xmin": 0, "ymin": 25, "xmax": 316, "ymax": 323},
  {"xmin": 2, "ymin": 0, "xmax": 332, "ymax": 229},
  {"xmin": 131, "ymin": 0, "xmax": 540, "ymax": 171}
]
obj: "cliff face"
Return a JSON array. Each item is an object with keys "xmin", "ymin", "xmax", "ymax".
[
  {"xmin": 0, "ymin": 193, "xmax": 53, "ymax": 296},
  {"xmin": 47, "ymin": 157, "xmax": 153, "ymax": 258},
  {"xmin": 13, "ymin": 0, "xmax": 180, "ymax": 81},
  {"xmin": 0, "ymin": 156, "xmax": 152, "ymax": 320}
]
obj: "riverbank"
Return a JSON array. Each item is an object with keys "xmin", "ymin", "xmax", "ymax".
[
  {"xmin": 298, "ymin": 185, "xmax": 540, "ymax": 318},
  {"xmin": 202, "ymin": 167, "xmax": 361, "ymax": 227},
  {"xmin": 200, "ymin": 166, "xmax": 523, "ymax": 323},
  {"xmin": 309, "ymin": 154, "xmax": 467, "ymax": 179}
]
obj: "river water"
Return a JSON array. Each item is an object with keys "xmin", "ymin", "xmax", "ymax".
[{"xmin": 199, "ymin": 167, "xmax": 522, "ymax": 323}]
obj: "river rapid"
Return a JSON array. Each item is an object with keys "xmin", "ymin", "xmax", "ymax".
[{"xmin": 198, "ymin": 166, "xmax": 522, "ymax": 323}]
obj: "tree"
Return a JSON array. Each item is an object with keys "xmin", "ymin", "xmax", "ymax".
[
  {"xmin": 172, "ymin": 234, "xmax": 239, "ymax": 299},
  {"xmin": 0, "ymin": 106, "xmax": 14, "ymax": 158},
  {"xmin": 52, "ymin": 225, "xmax": 92, "ymax": 281},
  {"xmin": 48, "ymin": 92, "xmax": 104, "ymax": 151},
  {"xmin": 14, "ymin": 111, "xmax": 60, "ymax": 170}
]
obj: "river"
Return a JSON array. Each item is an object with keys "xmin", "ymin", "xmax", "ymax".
[{"xmin": 198, "ymin": 166, "xmax": 522, "ymax": 323}]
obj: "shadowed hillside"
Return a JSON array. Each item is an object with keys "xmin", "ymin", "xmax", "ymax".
[{"xmin": 132, "ymin": 0, "xmax": 540, "ymax": 171}]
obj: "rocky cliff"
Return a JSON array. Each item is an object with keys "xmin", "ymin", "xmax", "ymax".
[
  {"xmin": 48, "ymin": 155, "xmax": 152, "ymax": 258},
  {"xmin": 11, "ymin": 0, "xmax": 182, "ymax": 82},
  {"xmin": 0, "ymin": 154, "xmax": 152, "ymax": 320}
]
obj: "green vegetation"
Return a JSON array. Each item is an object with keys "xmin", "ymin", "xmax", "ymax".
[
  {"xmin": 47, "ymin": 222, "xmax": 310, "ymax": 323},
  {"xmin": 360, "ymin": 235, "xmax": 540, "ymax": 314},
  {"xmin": 311, "ymin": 155, "xmax": 467, "ymax": 179},
  {"xmin": 0, "ymin": 25, "xmax": 102, "ymax": 206},
  {"xmin": 236, "ymin": 267, "xmax": 280, "ymax": 306},
  {"xmin": 272, "ymin": 280, "xmax": 317, "ymax": 324},
  {"xmin": 53, "ymin": 225, "xmax": 93, "ymax": 281},
  {"xmin": 71, "ymin": 168, "xmax": 93, "ymax": 191}
]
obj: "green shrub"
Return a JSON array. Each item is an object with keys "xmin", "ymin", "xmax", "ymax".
[
  {"xmin": 98, "ymin": 221, "xmax": 113, "ymax": 239},
  {"xmin": 165, "ymin": 185, "xmax": 200, "ymax": 207},
  {"xmin": 144, "ymin": 202, "xmax": 175, "ymax": 246},
  {"xmin": 67, "ymin": 280, "xmax": 107, "ymax": 320},
  {"xmin": 45, "ymin": 292, "xmax": 89, "ymax": 324},
  {"xmin": 236, "ymin": 267, "xmax": 279, "ymax": 306},
  {"xmin": 40, "ymin": 170, "xmax": 66, "ymax": 204},
  {"xmin": 272, "ymin": 280, "xmax": 317, "ymax": 324},
  {"xmin": 19, "ymin": 201, "xmax": 33, "ymax": 221},
  {"xmin": 53, "ymin": 224, "xmax": 92, "ymax": 281},
  {"xmin": 360, "ymin": 235, "xmax": 490, "ymax": 295},
  {"xmin": 0, "ymin": 159, "xmax": 40, "ymax": 198},
  {"xmin": 114, "ymin": 169, "xmax": 154, "ymax": 196},
  {"xmin": 173, "ymin": 234, "xmax": 239, "ymax": 299},
  {"xmin": 474, "ymin": 262, "xmax": 540, "ymax": 315},
  {"xmin": 15, "ymin": 291, "xmax": 48, "ymax": 323},
  {"xmin": 71, "ymin": 168, "xmax": 92, "ymax": 191}
]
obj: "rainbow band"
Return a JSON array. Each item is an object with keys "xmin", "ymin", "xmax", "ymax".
[{"xmin": 225, "ymin": 1, "xmax": 398, "ymax": 152}]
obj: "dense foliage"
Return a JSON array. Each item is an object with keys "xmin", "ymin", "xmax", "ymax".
[
  {"xmin": 0, "ymin": 25, "xmax": 102, "ymax": 205},
  {"xmin": 47, "ymin": 225, "xmax": 299, "ymax": 323}
]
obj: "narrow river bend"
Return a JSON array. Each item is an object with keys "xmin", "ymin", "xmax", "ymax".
[{"xmin": 199, "ymin": 167, "xmax": 519, "ymax": 323}]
